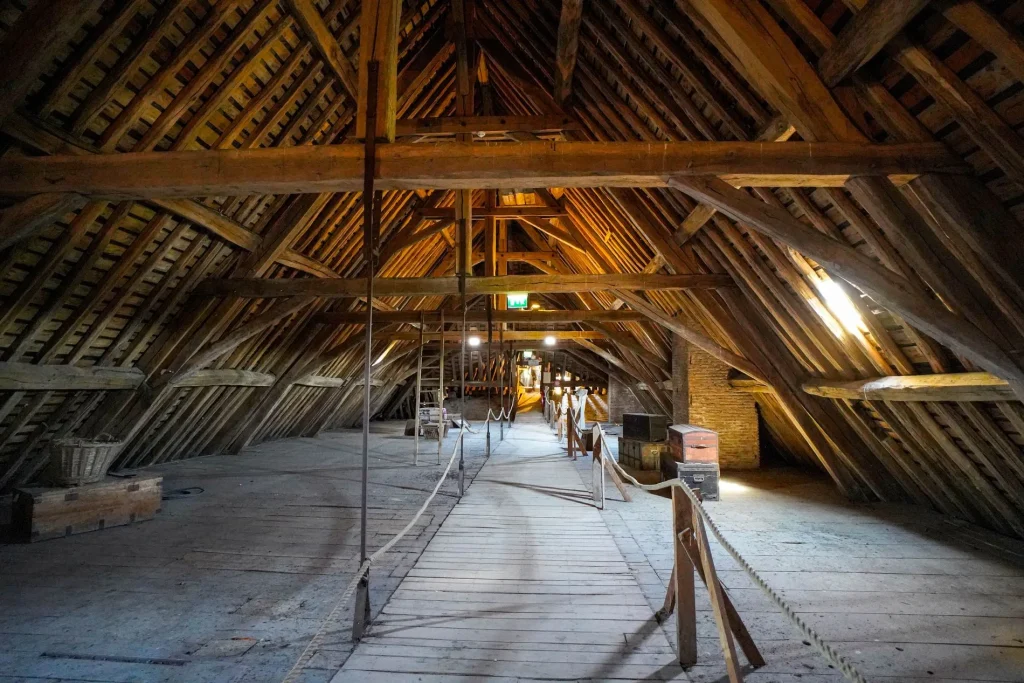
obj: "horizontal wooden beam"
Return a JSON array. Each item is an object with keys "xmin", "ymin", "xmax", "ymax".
[
  {"xmin": 314, "ymin": 309, "xmax": 648, "ymax": 325},
  {"xmin": 802, "ymin": 372, "xmax": 1015, "ymax": 402},
  {"xmin": 196, "ymin": 274, "xmax": 732, "ymax": 299},
  {"xmin": 0, "ymin": 142, "xmax": 968, "ymax": 198},
  {"xmin": 294, "ymin": 374, "xmax": 348, "ymax": 388},
  {"xmin": 383, "ymin": 330, "xmax": 606, "ymax": 341},
  {"xmin": 0, "ymin": 362, "xmax": 144, "ymax": 391},
  {"xmin": 728, "ymin": 376, "xmax": 774, "ymax": 393},
  {"xmin": 396, "ymin": 115, "xmax": 580, "ymax": 136},
  {"xmin": 169, "ymin": 369, "xmax": 276, "ymax": 388},
  {"xmin": 418, "ymin": 206, "xmax": 567, "ymax": 219}
]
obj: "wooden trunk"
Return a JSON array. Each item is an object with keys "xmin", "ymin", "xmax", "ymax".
[
  {"xmin": 12, "ymin": 476, "xmax": 162, "ymax": 542},
  {"xmin": 618, "ymin": 437, "xmax": 670, "ymax": 470}
]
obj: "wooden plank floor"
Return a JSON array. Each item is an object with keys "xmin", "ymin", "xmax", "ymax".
[
  {"xmin": 332, "ymin": 414, "xmax": 687, "ymax": 682},
  {"xmin": 0, "ymin": 422, "xmax": 489, "ymax": 683}
]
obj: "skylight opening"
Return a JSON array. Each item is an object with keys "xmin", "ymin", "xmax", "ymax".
[{"xmin": 815, "ymin": 278, "xmax": 865, "ymax": 338}]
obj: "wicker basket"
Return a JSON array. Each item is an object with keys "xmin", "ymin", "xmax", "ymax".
[{"xmin": 46, "ymin": 438, "xmax": 123, "ymax": 487}]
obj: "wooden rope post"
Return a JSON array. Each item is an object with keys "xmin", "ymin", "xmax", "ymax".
[
  {"xmin": 691, "ymin": 499, "xmax": 743, "ymax": 681},
  {"xmin": 659, "ymin": 486, "xmax": 764, "ymax": 678},
  {"xmin": 671, "ymin": 486, "xmax": 698, "ymax": 666}
]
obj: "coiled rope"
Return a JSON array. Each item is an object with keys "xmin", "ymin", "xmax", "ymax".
[
  {"xmin": 280, "ymin": 427, "xmax": 467, "ymax": 683},
  {"xmin": 601, "ymin": 448, "xmax": 869, "ymax": 683}
]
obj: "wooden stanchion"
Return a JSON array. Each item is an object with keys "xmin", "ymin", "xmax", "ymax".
[
  {"xmin": 671, "ymin": 487, "xmax": 698, "ymax": 666},
  {"xmin": 658, "ymin": 486, "xmax": 764, "ymax": 680}
]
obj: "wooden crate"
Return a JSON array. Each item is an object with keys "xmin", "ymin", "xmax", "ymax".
[
  {"xmin": 618, "ymin": 437, "xmax": 669, "ymax": 471},
  {"xmin": 12, "ymin": 476, "xmax": 162, "ymax": 542}
]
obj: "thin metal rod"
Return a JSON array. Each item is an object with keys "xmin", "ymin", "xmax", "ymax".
[
  {"xmin": 438, "ymin": 309, "xmax": 444, "ymax": 464},
  {"xmin": 486, "ymin": 297, "xmax": 492, "ymax": 454},
  {"xmin": 359, "ymin": 61, "xmax": 380, "ymax": 567},
  {"xmin": 458, "ymin": 208, "xmax": 468, "ymax": 496},
  {"xmin": 414, "ymin": 311, "xmax": 423, "ymax": 465},
  {"xmin": 499, "ymin": 325, "xmax": 504, "ymax": 440}
]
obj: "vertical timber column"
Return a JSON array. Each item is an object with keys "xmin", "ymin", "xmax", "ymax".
[
  {"xmin": 353, "ymin": 61, "xmax": 380, "ymax": 642},
  {"xmin": 672, "ymin": 334, "xmax": 690, "ymax": 425},
  {"xmin": 453, "ymin": 0, "xmax": 474, "ymax": 497},
  {"xmin": 672, "ymin": 486, "xmax": 698, "ymax": 665},
  {"xmin": 353, "ymin": 0, "xmax": 400, "ymax": 642}
]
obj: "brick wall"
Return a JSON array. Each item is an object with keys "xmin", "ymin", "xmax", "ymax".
[
  {"xmin": 608, "ymin": 376, "xmax": 646, "ymax": 423},
  {"xmin": 688, "ymin": 348, "xmax": 760, "ymax": 470}
]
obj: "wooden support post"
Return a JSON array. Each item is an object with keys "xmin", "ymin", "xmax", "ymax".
[
  {"xmin": 691, "ymin": 503, "xmax": 743, "ymax": 681},
  {"xmin": 672, "ymin": 486, "xmax": 698, "ymax": 666}
]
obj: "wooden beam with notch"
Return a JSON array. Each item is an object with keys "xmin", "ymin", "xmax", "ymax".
[
  {"xmin": 0, "ymin": 141, "xmax": 969, "ymax": 197},
  {"xmin": 554, "ymin": 0, "xmax": 585, "ymax": 103},
  {"xmin": 314, "ymin": 309, "xmax": 648, "ymax": 325},
  {"xmin": 356, "ymin": 0, "xmax": 402, "ymax": 141},
  {"xmin": 818, "ymin": 0, "xmax": 932, "ymax": 87},
  {"xmin": 196, "ymin": 273, "xmax": 734, "ymax": 299},
  {"xmin": 396, "ymin": 115, "xmax": 580, "ymax": 136},
  {"xmin": 803, "ymin": 372, "xmax": 1015, "ymax": 402},
  {"xmin": 286, "ymin": 0, "xmax": 359, "ymax": 100}
]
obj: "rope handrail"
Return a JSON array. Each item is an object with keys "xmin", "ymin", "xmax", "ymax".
[
  {"xmin": 281, "ymin": 426, "xmax": 467, "ymax": 683},
  {"xmin": 485, "ymin": 405, "xmax": 514, "ymax": 422},
  {"xmin": 595, "ymin": 425, "xmax": 869, "ymax": 683}
]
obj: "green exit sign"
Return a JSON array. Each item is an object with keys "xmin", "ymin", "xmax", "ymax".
[{"xmin": 506, "ymin": 292, "xmax": 528, "ymax": 309}]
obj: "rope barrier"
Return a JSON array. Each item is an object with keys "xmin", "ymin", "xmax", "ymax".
[
  {"xmin": 600, "ymin": 444, "xmax": 870, "ymax": 683},
  {"xmin": 281, "ymin": 427, "xmax": 466, "ymax": 683},
  {"xmin": 486, "ymin": 405, "xmax": 514, "ymax": 422}
]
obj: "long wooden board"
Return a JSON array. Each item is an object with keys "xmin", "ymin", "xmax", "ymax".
[
  {"xmin": 196, "ymin": 273, "xmax": 733, "ymax": 298},
  {"xmin": 0, "ymin": 141, "xmax": 967, "ymax": 198}
]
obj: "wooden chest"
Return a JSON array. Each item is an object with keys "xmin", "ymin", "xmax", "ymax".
[
  {"xmin": 618, "ymin": 437, "xmax": 669, "ymax": 471},
  {"xmin": 12, "ymin": 476, "xmax": 162, "ymax": 542},
  {"xmin": 668, "ymin": 425, "xmax": 719, "ymax": 464}
]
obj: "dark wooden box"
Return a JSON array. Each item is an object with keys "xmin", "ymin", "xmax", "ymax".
[
  {"xmin": 675, "ymin": 462, "xmax": 720, "ymax": 501},
  {"xmin": 622, "ymin": 413, "xmax": 668, "ymax": 442},
  {"xmin": 12, "ymin": 476, "xmax": 162, "ymax": 542}
]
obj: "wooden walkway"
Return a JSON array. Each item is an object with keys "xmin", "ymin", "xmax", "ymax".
[{"xmin": 332, "ymin": 413, "xmax": 686, "ymax": 682}]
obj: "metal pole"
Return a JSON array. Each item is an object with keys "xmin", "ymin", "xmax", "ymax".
[
  {"xmin": 457, "ymin": 242, "xmax": 467, "ymax": 498},
  {"xmin": 437, "ymin": 309, "xmax": 444, "ymax": 465},
  {"xmin": 353, "ymin": 60, "xmax": 380, "ymax": 642},
  {"xmin": 414, "ymin": 311, "xmax": 423, "ymax": 465},
  {"xmin": 486, "ymin": 297, "xmax": 492, "ymax": 456},
  {"xmin": 498, "ymin": 325, "xmax": 504, "ymax": 441}
]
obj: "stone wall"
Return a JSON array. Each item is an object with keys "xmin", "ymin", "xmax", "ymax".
[{"xmin": 687, "ymin": 348, "xmax": 760, "ymax": 470}]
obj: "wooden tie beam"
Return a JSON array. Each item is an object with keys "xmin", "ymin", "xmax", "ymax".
[
  {"xmin": 195, "ymin": 274, "xmax": 733, "ymax": 298},
  {"xmin": 0, "ymin": 141, "xmax": 968, "ymax": 198}
]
